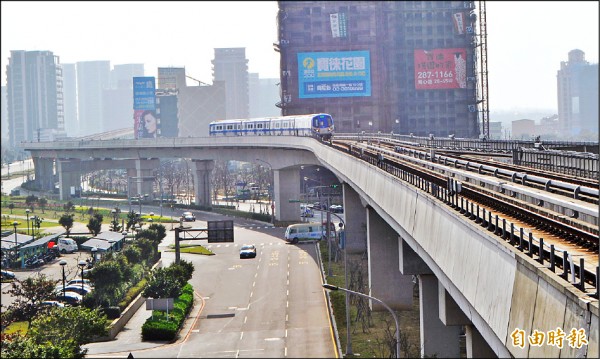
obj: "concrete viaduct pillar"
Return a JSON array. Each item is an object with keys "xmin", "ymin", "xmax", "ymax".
[
  {"xmin": 419, "ymin": 275, "xmax": 462, "ymax": 358},
  {"xmin": 192, "ymin": 160, "xmax": 214, "ymax": 207},
  {"xmin": 366, "ymin": 207, "xmax": 413, "ymax": 311},
  {"xmin": 128, "ymin": 159, "xmax": 159, "ymax": 198},
  {"xmin": 342, "ymin": 183, "xmax": 367, "ymax": 254},
  {"xmin": 398, "ymin": 238, "xmax": 468, "ymax": 358},
  {"xmin": 32, "ymin": 157, "xmax": 55, "ymax": 191},
  {"xmin": 273, "ymin": 167, "xmax": 301, "ymax": 222},
  {"xmin": 56, "ymin": 159, "xmax": 81, "ymax": 201}
]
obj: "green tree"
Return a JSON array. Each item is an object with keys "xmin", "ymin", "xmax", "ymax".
[
  {"xmin": 63, "ymin": 201, "xmax": 75, "ymax": 213},
  {"xmin": 0, "ymin": 332, "xmax": 80, "ymax": 359},
  {"xmin": 58, "ymin": 213, "xmax": 74, "ymax": 237},
  {"xmin": 142, "ymin": 267, "xmax": 182, "ymax": 298},
  {"xmin": 28, "ymin": 306, "xmax": 108, "ymax": 354},
  {"xmin": 88, "ymin": 260, "xmax": 124, "ymax": 306},
  {"xmin": 134, "ymin": 238, "xmax": 157, "ymax": 263},
  {"xmin": 168, "ymin": 260, "xmax": 195, "ymax": 287},
  {"xmin": 147, "ymin": 223, "xmax": 166, "ymax": 240},
  {"xmin": 126, "ymin": 210, "xmax": 139, "ymax": 231},
  {"xmin": 2, "ymin": 273, "xmax": 57, "ymax": 326},
  {"xmin": 122, "ymin": 246, "xmax": 142, "ymax": 264},
  {"xmin": 37, "ymin": 197, "xmax": 48, "ymax": 214},
  {"xmin": 25, "ymin": 195, "xmax": 38, "ymax": 212},
  {"xmin": 109, "ymin": 214, "xmax": 122, "ymax": 232},
  {"xmin": 86, "ymin": 213, "xmax": 103, "ymax": 236}
]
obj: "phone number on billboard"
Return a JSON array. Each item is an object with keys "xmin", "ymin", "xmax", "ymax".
[{"xmin": 417, "ymin": 71, "xmax": 454, "ymax": 79}]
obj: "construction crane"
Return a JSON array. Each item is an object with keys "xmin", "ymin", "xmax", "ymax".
[
  {"xmin": 186, "ymin": 75, "xmax": 210, "ymax": 86},
  {"xmin": 477, "ymin": 0, "xmax": 490, "ymax": 139}
]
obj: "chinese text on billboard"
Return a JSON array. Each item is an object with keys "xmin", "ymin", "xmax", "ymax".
[
  {"xmin": 298, "ymin": 51, "xmax": 371, "ymax": 98},
  {"xmin": 414, "ymin": 48, "xmax": 467, "ymax": 90}
]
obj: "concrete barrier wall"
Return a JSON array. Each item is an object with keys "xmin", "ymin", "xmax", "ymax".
[{"xmin": 315, "ymin": 145, "xmax": 598, "ymax": 357}]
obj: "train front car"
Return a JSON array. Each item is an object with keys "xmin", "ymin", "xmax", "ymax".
[{"xmin": 310, "ymin": 113, "xmax": 334, "ymax": 140}]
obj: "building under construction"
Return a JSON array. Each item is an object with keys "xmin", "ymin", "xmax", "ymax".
[{"xmin": 276, "ymin": 1, "xmax": 483, "ymax": 138}]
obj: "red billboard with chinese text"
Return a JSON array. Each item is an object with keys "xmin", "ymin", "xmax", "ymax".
[{"xmin": 414, "ymin": 48, "xmax": 467, "ymax": 90}]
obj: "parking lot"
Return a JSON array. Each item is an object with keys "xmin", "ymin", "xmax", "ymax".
[{"xmin": 1, "ymin": 250, "xmax": 93, "ymax": 309}]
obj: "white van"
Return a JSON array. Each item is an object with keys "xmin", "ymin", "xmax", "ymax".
[
  {"xmin": 284, "ymin": 222, "xmax": 336, "ymax": 244},
  {"xmin": 57, "ymin": 238, "xmax": 78, "ymax": 254}
]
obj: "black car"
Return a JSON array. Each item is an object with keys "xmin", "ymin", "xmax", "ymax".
[{"xmin": 239, "ymin": 244, "xmax": 257, "ymax": 259}]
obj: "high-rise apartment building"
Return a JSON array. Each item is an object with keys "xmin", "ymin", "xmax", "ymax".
[
  {"xmin": 76, "ymin": 60, "xmax": 110, "ymax": 136},
  {"xmin": 1, "ymin": 86, "xmax": 7, "ymax": 143},
  {"xmin": 154, "ymin": 67, "xmax": 226, "ymax": 137},
  {"xmin": 212, "ymin": 48, "xmax": 249, "ymax": 119},
  {"xmin": 6, "ymin": 50, "xmax": 65, "ymax": 148},
  {"xmin": 158, "ymin": 67, "xmax": 187, "ymax": 90},
  {"xmin": 62, "ymin": 63, "xmax": 79, "ymax": 137},
  {"xmin": 277, "ymin": 1, "xmax": 480, "ymax": 137},
  {"xmin": 557, "ymin": 49, "xmax": 599, "ymax": 139},
  {"xmin": 249, "ymin": 73, "xmax": 281, "ymax": 118},
  {"xmin": 104, "ymin": 64, "xmax": 145, "ymax": 132},
  {"xmin": 111, "ymin": 63, "xmax": 144, "ymax": 89}
]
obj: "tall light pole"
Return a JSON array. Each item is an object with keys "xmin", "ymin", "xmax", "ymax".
[
  {"xmin": 78, "ymin": 260, "xmax": 87, "ymax": 294},
  {"xmin": 60, "ymin": 260, "xmax": 67, "ymax": 297},
  {"xmin": 331, "ymin": 215, "xmax": 352, "ymax": 356},
  {"xmin": 256, "ymin": 159, "xmax": 274, "ymax": 224},
  {"xmin": 12, "ymin": 221, "xmax": 18, "ymax": 267},
  {"xmin": 323, "ymin": 283, "xmax": 400, "ymax": 358},
  {"xmin": 25, "ymin": 208, "xmax": 30, "ymax": 236}
]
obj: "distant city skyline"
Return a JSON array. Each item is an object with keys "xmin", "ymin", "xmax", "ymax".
[{"xmin": 1, "ymin": 1, "xmax": 598, "ymax": 113}]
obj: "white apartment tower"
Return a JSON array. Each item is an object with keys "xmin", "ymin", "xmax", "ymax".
[
  {"xmin": 6, "ymin": 50, "xmax": 64, "ymax": 148},
  {"xmin": 211, "ymin": 48, "xmax": 249, "ymax": 119},
  {"xmin": 76, "ymin": 60, "xmax": 110, "ymax": 136}
]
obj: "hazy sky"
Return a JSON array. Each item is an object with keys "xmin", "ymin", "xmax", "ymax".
[{"xmin": 1, "ymin": 1, "xmax": 598, "ymax": 112}]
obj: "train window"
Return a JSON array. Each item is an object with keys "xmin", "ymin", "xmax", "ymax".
[
  {"xmin": 237, "ymin": 124, "xmax": 241, "ymax": 129},
  {"xmin": 257, "ymin": 123, "xmax": 263, "ymax": 129},
  {"xmin": 226, "ymin": 125, "xmax": 233, "ymax": 130},
  {"xmin": 273, "ymin": 121, "xmax": 280, "ymax": 129},
  {"xmin": 283, "ymin": 122, "xmax": 289, "ymax": 128},
  {"xmin": 248, "ymin": 124, "xmax": 254, "ymax": 129},
  {"xmin": 216, "ymin": 125, "xmax": 223, "ymax": 131}
]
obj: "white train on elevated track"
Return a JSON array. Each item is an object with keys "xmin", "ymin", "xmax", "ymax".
[{"xmin": 209, "ymin": 113, "xmax": 334, "ymax": 140}]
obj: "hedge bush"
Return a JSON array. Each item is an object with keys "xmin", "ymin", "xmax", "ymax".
[
  {"xmin": 118, "ymin": 278, "xmax": 148, "ymax": 311},
  {"xmin": 141, "ymin": 283, "xmax": 194, "ymax": 341},
  {"xmin": 100, "ymin": 306, "xmax": 121, "ymax": 320}
]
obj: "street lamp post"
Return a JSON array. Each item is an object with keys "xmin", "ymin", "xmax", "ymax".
[
  {"xmin": 323, "ymin": 283, "xmax": 400, "ymax": 358},
  {"xmin": 78, "ymin": 260, "xmax": 87, "ymax": 294},
  {"xmin": 12, "ymin": 221, "xmax": 18, "ymax": 267},
  {"xmin": 335, "ymin": 221, "xmax": 353, "ymax": 355},
  {"xmin": 25, "ymin": 208, "xmax": 30, "ymax": 236},
  {"xmin": 60, "ymin": 260, "xmax": 67, "ymax": 297}
]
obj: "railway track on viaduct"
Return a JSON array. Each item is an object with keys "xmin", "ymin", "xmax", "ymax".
[{"xmin": 331, "ymin": 138, "xmax": 599, "ymax": 298}]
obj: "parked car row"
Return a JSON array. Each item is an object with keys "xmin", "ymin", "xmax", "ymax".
[{"xmin": 53, "ymin": 278, "xmax": 94, "ymax": 306}]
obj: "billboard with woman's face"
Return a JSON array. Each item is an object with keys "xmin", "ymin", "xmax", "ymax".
[
  {"xmin": 134, "ymin": 109, "xmax": 160, "ymax": 138},
  {"xmin": 133, "ymin": 77, "xmax": 157, "ymax": 139}
]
